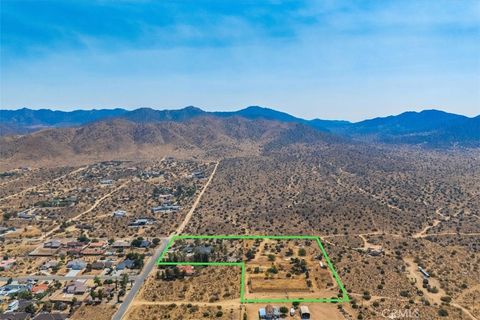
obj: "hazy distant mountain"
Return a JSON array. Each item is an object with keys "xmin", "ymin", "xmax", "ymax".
[
  {"xmin": 0, "ymin": 106, "xmax": 478, "ymax": 148},
  {"xmin": 121, "ymin": 106, "xmax": 206, "ymax": 123},
  {"xmin": 0, "ymin": 107, "xmax": 127, "ymax": 134},
  {"xmin": 333, "ymin": 110, "xmax": 479, "ymax": 147},
  {"xmin": 340, "ymin": 110, "xmax": 466, "ymax": 135}
]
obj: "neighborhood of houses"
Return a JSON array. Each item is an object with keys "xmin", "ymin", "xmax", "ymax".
[
  {"xmin": 0, "ymin": 160, "xmax": 220, "ymax": 319},
  {"xmin": 0, "ymin": 235, "xmax": 160, "ymax": 319}
]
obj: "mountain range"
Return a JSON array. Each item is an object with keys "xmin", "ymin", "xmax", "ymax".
[
  {"xmin": 0, "ymin": 106, "xmax": 479, "ymax": 168},
  {"xmin": 1, "ymin": 106, "xmax": 478, "ymax": 147}
]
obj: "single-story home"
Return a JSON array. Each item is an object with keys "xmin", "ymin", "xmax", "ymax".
[
  {"xmin": 80, "ymin": 248, "xmax": 105, "ymax": 256},
  {"xmin": 43, "ymin": 240, "xmax": 62, "ymax": 249},
  {"xmin": 0, "ymin": 258, "xmax": 16, "ymax": 270},
  {"xmin": 65, "ymin": 280, "xmax": 87, "ymax": 295},
  {"xmin": 66, "ymin": 259, "xmax": 87, "ymax": 270},
  {"xmin": 116, "ymin": 259, "xmax": 135, "ymax": 270},
  {"xmin": 177, "ymin": 265, "xmax": 195, "ymax": 276},
  {"xmin": 0, "ymin": 312, "xmax": 31, "ymax": 320},
  {"xmin": 258, "ymin": 304, "xmax": 280, "ymax": 319},
  {"xmin": 111, "ymin": 241, "xmax": 130, "ymax": 249},
  {"xmin": 91, "ymin": 260, "xmax": 113, "ymax": 270},
  {"xmin": 32, "ymin": 283, "xmax": 49, "ymax": 295},
  {"xmin": 113, "ymin": 210, "xmax": 126, "ymax": 217}
]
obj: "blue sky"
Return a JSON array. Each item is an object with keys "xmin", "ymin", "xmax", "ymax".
[{"xmin": 1, "ymin": 0, "xmax": 479, "ymax": 121}]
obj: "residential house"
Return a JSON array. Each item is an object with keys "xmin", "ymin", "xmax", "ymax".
[
  {"xmin": 177, "ymin": 265, "xmax": 195, "ymax": 276},
  {"xmin": 0, "ymin": 282, "xmax": 32, "ymax": 297},
  {"xmin": 40, "ymin": 260, "xmax": 59, "ymax": 271},
  {"xmin": 192, "ymin": 170, "xmax": 205, "ymax": 179},
  {"xmin": 89, "ymin": 241, "xmax": 106, "ymax": 249},
  {"xmin": 17, "ymin": 211, "xmax": 34, "ymax": 220},
  {"xmin": 151, "ymin": 205, "xmax": 181, "ymax": 214},
  {"xmin": 6, "ymin": 300, "xmax": 19, "ymax": 312},
  {"xmin": 0, "ymin": 312, "xmax": 31, "ymax": 320},
  {"xmin": 65, "ymin": 247, "xmax": 83, "ymax": 257},
  {"xmin": 258, "ymin": 305, "xmax": 280, "ymax": 320},
  {"xmin": 128, "ymin": 218, "xmax": 155, "ymax": 227},
  {"xmin": 66, "ymin": 241, "xmax": 84, "ymax": 249},
  {"xmin": 111, "ymin": 241, "xmax": 130, "ymax": 249},
  {"xmin": 65, "ymin": 281, "xmax": 87, "ymax": 295},
  {"xmin": 31, "ymin": 283, "xmax": 49, "ymax": 295},
  {"xmin": 66, "ymin": 259, "xmax": 87, "ymax": 270},
  {"xmin": 80, "ymin": 248, "xmax": 105, "ymax": 256},
  {"xmin": 0, "ymin": 227, "xmax": 16, "ymax": 236},
  {"xmin": 113, "ymin": 210, "xmax": 126, "ymax": 218},
  {"xmin": 91, "ymin": 260, "xmax": 113, "ymax": 270},
  {"xmin": 11, "ymin": 300, "xmax": 32, "ymax": 313},
  {"xmin": 0, "ymin": 258, "xmax": 16, "ymax": 270},
  {"xmin": 75, "ymin": 223, "xmax": 93, "ymax": 231},
  {"xmin": 116, "ymin": 259, "xmax": 135, "ymax": 270},
  {"xmin": 43, "ymin": 240, "xmax": 62, "ymax": 249},
  {"xmin": 367, "ymin": 248, "xmax": 384, "ymax": 257}
]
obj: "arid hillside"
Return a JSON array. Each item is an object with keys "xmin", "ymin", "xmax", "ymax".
[{"xmin": 0, "ymin": 116, "xmax": 337, "ymax": 169}]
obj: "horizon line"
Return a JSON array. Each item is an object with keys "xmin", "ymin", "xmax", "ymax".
[{"xmin": 1, "ymin": 105, "xmax": 478, "ymax": 123}]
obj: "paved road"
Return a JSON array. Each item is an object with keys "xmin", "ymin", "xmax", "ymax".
[
  {"xmin": 174, "ymin": 161, "xmax": 219, "ymax": 235},
  {"xmin": 112, "ymin": 160, "xmax": 219, "ymax": 319},
  {"xmin": 111, "ymin": 237, "xmax": 170, "ymax": 320}
]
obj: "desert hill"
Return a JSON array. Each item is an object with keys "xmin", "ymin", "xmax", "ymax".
[
  {"xmin": 1, "ymin": 106, "xmax": 478, "ymax": 148},
  {"xmin": 0, "ymin": 116, "xmax": 338, "ymax": 168}
]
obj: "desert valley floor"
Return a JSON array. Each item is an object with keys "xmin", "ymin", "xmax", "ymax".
[{"xmin": 0, "ymin": 141, "xmax": 479, "ymax": 320}]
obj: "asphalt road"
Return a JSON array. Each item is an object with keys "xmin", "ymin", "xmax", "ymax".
[{"xmin": 111, "ymin": 237, "xmax": 170, "ymax": 320}]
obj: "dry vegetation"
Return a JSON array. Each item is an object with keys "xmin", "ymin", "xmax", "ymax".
[
  {"xmin": 1, "ymin": 132, "xmax": 479, "ymax": 319},
  {"xmin": 140, "ymin": 266, "xmax": 241, "ymax": 302},
  {"xmin": 126, "ymin": 304, "xmax": 240, "ymax": 320}
]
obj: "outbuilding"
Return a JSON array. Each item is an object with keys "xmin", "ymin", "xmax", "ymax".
[{"xmin": 300, "ymin": 306, "xmax": 311, "ymax": 319}]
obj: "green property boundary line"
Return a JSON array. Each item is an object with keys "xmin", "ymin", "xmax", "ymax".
[{"xmin": 156, "ymin": 235, "xmax": 350, "ymax": 304}]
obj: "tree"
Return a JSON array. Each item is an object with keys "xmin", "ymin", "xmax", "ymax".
[
  {"xmin": 298, "ymin": 248, "xmax": 306, "ymax": 256},
  {"xmin": 94, "ymin": 276, "xmax": 102, "ymax": 287},
  {"xmin": 98, "ymin": 289, "xmax": 104, "ymax": 300},
  {"xmin": 42, "ymin": 301, "xmax": 52, "ymax": 312},
  {"xmin": 267, "ymin": 264, "xmax": 278, "ymax": 274},
  {"xmin": 438, "ymin": 309, "xmax": 449, "ymax": 317},
  {"xmin": 77, "ymin": 234, "xmax": 90, "ymax": 243},
  {"xmin": 131, "ymin": 238, "xmax": 143, "ymax": 247},
  {"xmin": 18, "ymin": 290, "xmax": 33, "ymax": 300},
  {"xmin": 25, "ymin": 303, "xmax": 36, "ymax": 315},
  {"xmin": 121, "ymin": 274, "xmax": 129, "ymax": 290}
]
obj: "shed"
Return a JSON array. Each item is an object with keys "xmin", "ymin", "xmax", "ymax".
[{"xmin": 300, "ymin": 306, "xmax": 311, "ymax": 319}]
